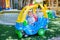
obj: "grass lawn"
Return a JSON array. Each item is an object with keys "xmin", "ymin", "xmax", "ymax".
[{"xmin": 0, "ymin": 18, "xmax": 60, "ymax": 40}]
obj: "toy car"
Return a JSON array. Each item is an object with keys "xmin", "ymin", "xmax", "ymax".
[{"xmin": 15, "ymin": 4, "xmax": 56, "ymax": 38}]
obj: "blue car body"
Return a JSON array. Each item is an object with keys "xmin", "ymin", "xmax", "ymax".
[{"xmin": 15, "ymin": 17, "xmax": 48, "ymax": 35}]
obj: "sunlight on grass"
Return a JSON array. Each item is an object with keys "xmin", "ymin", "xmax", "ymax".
[
  {"xmin": 9, "ymin": 26, "xmax": 12, "ymax": 27},
  {"xmin": 6, "ymin": 36, "xmax": 18, "ymax": 40},
  {"xmin": 1, "ymin": 34, "xmax": 6, "ymax": 36},
  {"xmin": 4, "ymin": 31, "xmax": 9, "ymax": 33},
  {"xmin": 6, "ymin": 39, "xmax": 18, "ymax": 40}
]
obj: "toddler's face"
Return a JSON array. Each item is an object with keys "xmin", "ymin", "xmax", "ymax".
[{"xmin": 28, "ymin": 11, "xmax": 33, "ymax": 17}]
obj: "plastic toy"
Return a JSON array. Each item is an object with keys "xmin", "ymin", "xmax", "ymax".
[{"xmin": 15, "ymin": 3, "xmax": 56, "ymax": 38}]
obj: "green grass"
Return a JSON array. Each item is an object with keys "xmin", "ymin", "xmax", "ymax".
[{"xmin": 0, "ymin": 18, "xmax": 60, "ymax": 40}]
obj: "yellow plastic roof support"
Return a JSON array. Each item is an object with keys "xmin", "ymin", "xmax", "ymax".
[
  {"xmin": 43, "ymin": 4, "xmax": 48, "ymax": 18},
  {"xmin": 33, "ymin": 4, "xmax": 38, "ymax": 14},
  {"xmin": 33, "ymin": 7, "xmax": 36, "ymax": 14},
  {"xmin": 39, "ymin": 4, "xmax": 48, "ymax": 18},
  {"xmin": 16, "ymin": 4, "xmax": 48, "ymax": 23},
  {"xmin": 42, "ymin": 9, "xmax": 48, "ymax": 18},
  {"xmin": 21, "ymin": 6, "xmax": 31, "ymax": 22},
  {"xmin": 44, "ymin": 4, "xmax": 48, "ymax": 10},
  {"xmin": 16, "ymin": 6, "xmax": 27, "ymax": 22}
]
